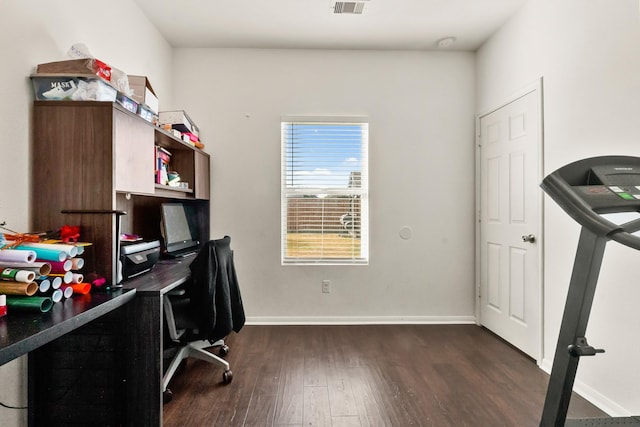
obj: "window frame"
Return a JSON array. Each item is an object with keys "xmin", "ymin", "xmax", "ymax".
[{"xmin": 281, "ymin": 116, "xmax": 369, "ymax": 266}]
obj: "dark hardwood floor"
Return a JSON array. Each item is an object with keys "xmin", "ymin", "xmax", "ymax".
[{"xmin": 162, "ymin": 324, "xmax": 607, "ymax": 426}]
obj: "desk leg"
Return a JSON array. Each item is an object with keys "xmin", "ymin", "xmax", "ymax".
[{"xmin": 126, "ymin": 293, "xmax": 162, "ymax": 427}]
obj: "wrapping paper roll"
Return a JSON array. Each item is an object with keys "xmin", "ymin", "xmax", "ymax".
[
  {"xmin": 70, "ymin": 283, "xmax": 91, "ymax": 295},
  {"xmin": 49, "ymin": 271, "xmax": 72, "ymax": 284},
  {"xmin": 50, "ymin": 276, "xmax": 62, "ymax": 290},
  {"xmin": 0, "ymin": 249, "xmax": 37, "ymax": 263},
  {"xmin": 35, "ymin": 278, "xmax": 51, "ymax": 293},
  {"xmin": 13, "ymin": 246, "xmax": 66, "ymax": 262},
  {"xmin": 19, "ymin": 242, "xmax": 78, "ymax": 258},
  {"xmin": 6, "ymin": 296, "xmax": 53, "ymax": 313},
  {"xmin": 70, "ymin": 273, "xmax": 83, "ymax": 284},
  {"xmin": 50, "ymin": 260, "xmax": 73, "ymax": 274},
  {"xmin": 0, "ymin": 261, "xmax": 52, "ymax": 276},
  {"xmin": 50, "ymin": 288, "xmax": 63, "ymax": 303},
  {"xmin": 0, "ymin": 281, "xmax": 38, "ymax": 296},
  {"xmin": 41, "ymin": 288, "xmax": 64, "ymax": 303},
  {"xmin": 60, "ymin": 285, "xmax": 74, "ymax": 299},
  {"xmin": 69, "ymin": 258, "xmax": 84, "ymax": 270},
  {"xmin": 0, "ymin": 268, "xmax": 36, "ymax": 283}
]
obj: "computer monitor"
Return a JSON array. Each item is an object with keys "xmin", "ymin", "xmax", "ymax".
[{"xmin": 159, "ymin": 202, "xmax": 200, "ymax": 257}]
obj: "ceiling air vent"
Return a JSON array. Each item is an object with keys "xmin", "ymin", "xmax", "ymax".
[{"xmin": 333, "ymin": 1, "xmax": 369, "ymax": 14}]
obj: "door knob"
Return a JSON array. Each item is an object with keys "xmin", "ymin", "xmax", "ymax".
[{"xmin": 522, "ymin": 234, "xmax": 536, "ymax": 243}]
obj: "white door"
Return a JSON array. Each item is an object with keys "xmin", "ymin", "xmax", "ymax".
[{"xmin": 478, "ymin": 85, "xmax": 542, "ymax": 360}]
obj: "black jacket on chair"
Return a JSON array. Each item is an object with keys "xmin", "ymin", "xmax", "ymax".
[{"xmin": 188, "ymin": 236, "xmax": 245, "ymax": 342}]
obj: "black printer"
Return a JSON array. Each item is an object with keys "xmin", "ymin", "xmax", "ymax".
[{"xmin": 119, "ymin": 240, "xmax": 161, "ymax": 281}]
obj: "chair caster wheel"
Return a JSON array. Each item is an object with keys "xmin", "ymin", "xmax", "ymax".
[
  {"xmin": 163, "ymin": 388, "xmax": 173, "ymax": 403},
  {"xmin": 219, "ymin": 344, "xmax": 229, "ymax": 357},
  {"xmin": 223, "ymin": 370, "xmax": 233, "ymax": 384}
]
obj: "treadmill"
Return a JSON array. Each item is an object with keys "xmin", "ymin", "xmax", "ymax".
[{"xmin": 540, "ymin": 155, "xmax": 640, "ymax": 426}]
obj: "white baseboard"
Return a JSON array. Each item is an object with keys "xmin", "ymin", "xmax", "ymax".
[
  {"xmin": 539, "ymin": 358, "xmax": 631, "ymax": 417},
  {"xmin": 245, "ymin": 315, "xmax": 477, "ymax": 325}
]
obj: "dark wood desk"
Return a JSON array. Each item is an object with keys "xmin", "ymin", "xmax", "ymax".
[
  {"xmin": 122, "ymin": 256, "xmax": 195, "ymax": 427},
  {"xmin": 0, "ymin": 289, "xmax": 134, "ymax": 366},
  {"xmin": 0, "ymin": 259, "xmax": 190, "ymax": 427},
  {"xmin": 0, "ymin": 289, "xmax": 135, "ymax": 426}
]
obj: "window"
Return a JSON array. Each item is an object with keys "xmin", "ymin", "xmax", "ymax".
[{"xmin": 281, "ymin": 117, "xmax": 369, "ymax": 265}]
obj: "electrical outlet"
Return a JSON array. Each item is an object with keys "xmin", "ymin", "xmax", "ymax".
[{"xmin": 322, "ymin": 280, "xmax": 331, "ymax": 293}]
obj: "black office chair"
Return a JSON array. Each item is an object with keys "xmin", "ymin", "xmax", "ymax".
[{"xmin": 162, "ymin": 236, "xmax": 245, "ymax": 401}]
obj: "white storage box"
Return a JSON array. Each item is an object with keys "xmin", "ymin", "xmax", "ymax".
[
  {"xmin": 158, "ymin": 110, "xmax": 199, "ymax": 136},
  {"xmin": 31, "ymin": 74, "xmax": 117, "ymax": 102}
]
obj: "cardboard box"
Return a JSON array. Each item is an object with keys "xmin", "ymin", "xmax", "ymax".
[
  {"xmin": 158, "ymin": 110, "xmax": 199, "ymax": 137},
  {"xmin": 128, "ymin": 75, "xmax": 159, "ymax": 114},
  {"xmin": 36, "ymin": 58, "xmax": 114, "ymax": 82},
  {"xmin": 31, "ymin": 74, "xmax": 117, "ymax": 102}
]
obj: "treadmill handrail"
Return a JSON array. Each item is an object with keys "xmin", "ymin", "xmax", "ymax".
[{"xmin": 541, "ymin": 172, "xmax": 624, "ymax": 237}]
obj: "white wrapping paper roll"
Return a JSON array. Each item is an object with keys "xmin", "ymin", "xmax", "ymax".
[
  {"xmin": 0, "ymin": 268, "xmax": 35, "ymax": 283},
  {"xmin": 0, "ymin": 249, "xmax": 37, "ymax": 263}
]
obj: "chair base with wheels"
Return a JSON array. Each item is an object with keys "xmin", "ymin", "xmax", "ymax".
[{"xmin": 162, "ymin": 292, "xmax": 233, "ymax": 402}]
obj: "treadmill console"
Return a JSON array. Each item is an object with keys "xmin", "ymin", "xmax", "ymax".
[{"xmin": 541, "ymin": 156, "xmax": 640, "ymax": 249}]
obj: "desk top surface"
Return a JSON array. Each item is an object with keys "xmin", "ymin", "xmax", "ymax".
[
  {"xmin": 0, "ymin": 258, "xmax": 194, "ymax": 365},
  {"xmin": 0, "ymin": 289, "xmax": 135, "ymax": 366},
  {"xmin": 122, "ymin": 256, "xmax": 194, "ymax": 295}
]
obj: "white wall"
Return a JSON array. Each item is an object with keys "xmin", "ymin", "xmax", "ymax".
[
  {"xmin": 171, "ymin": 48, "xmax": 477, "ymax": 324},
  {"xmin": 0, "ymin": 1, "xmax": 172, "ymax": 425},
  {"xmin": 477, "ymin": 0, "xmax": 640, "ymax": 416}
]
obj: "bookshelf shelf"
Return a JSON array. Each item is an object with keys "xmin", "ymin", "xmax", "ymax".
[
  {"xmin": 154, "ymin": 184, "xmax": 194, "ymax": 195},
  {"xmin": 32, "ymin": 101, "xmax": 210, "ymax": 286}
]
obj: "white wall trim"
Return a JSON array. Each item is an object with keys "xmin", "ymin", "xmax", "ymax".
[
  {"xmin": 539, "ymin": 359, "xmax": 630, "ymax": 417},
  {"xmin": 246, "ymin": 315, "xmax": 477, "ymax": 325}
]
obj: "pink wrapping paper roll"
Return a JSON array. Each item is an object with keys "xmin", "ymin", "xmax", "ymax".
[{"xmin": 49, "ymin": 260, "xmax": 73, "ymax": 274}]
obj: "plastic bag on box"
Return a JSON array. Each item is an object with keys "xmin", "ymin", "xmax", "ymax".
[{"xmin": 67, "ymin": 43, "xmax": 132, "ymax": 95}]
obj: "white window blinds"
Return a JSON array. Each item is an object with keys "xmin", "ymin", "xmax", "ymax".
[{"xmin": 281, "ymin": 118, "xmax": 369, "ymax": 265}]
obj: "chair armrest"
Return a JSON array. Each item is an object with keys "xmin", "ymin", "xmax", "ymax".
[{"xmin": 167, "ymin": 288, "xmax": 186, "ymax": 296}]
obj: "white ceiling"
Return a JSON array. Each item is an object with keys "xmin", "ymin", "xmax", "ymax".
[{"xmin": 132, "ymin": 0, "xmax": 527, "ymax": 51}]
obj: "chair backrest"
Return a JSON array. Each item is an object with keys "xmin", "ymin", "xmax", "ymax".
[{"xmin": 188, "ymin": 236, "xmax": 245, "ymax": 342}]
